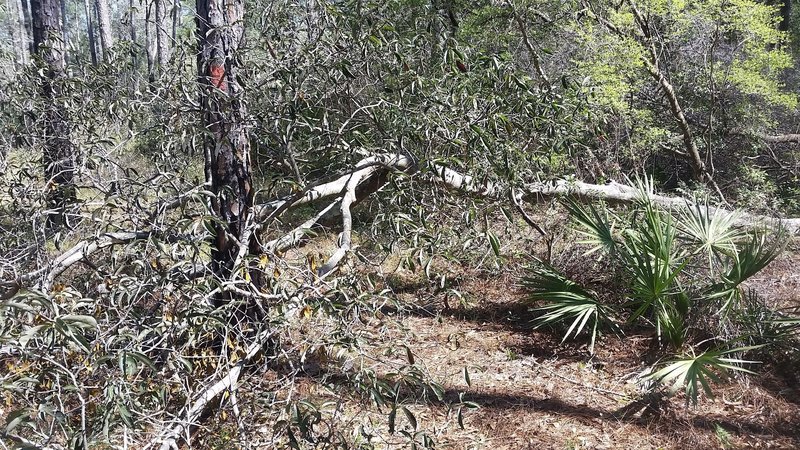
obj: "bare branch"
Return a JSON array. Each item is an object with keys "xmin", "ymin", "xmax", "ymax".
[
  {"xmin": 521, "ymin": 179, "xmax": 800, "ymax": 234},
  {"xmin": 151, "ymin": 328, "xmax": 275, "ymax": 450}
]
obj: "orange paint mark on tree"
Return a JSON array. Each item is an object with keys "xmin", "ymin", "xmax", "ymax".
[{"xmin": 209, "ymin": 64, "xmax": 227, "ymax": 91}]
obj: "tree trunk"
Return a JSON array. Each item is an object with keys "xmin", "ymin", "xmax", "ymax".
[
  {"xmin": 775, "ymin": 0, "xmax": 791, "ymax": 31},
  {"xmin": 171, "ymin": 0, "xmax": 179, "ymax": 46},
  {"xmin": 95, "ymin": 0, "xmax": 113, "ymax": 61},
  {"xmin": 155, "ymin": 0, "xmax": 169, "ymax": 68},
  {"xmin": 196, "ymin": 0, "xmax": 255, "ymax": 291},
  {"xmin": 9, "ymin": 0, "xmax": 29, "ymax": 66},
  {"xmin": 21, "ymin": 0, "xmax": 34, "ymax": 55},
  {"xmin": 82, "ymin": 0, "xmax": 97, "ymax": 65},
  {"xmin": 60, "ymin": 0, "xmax": 68, "ymax": 63},
  {"xmin": 31, "ymin": 0, "xmax": 75, "ymax": 227},
  {"xmin": 145, "ymin": 0, "xmax": 155, "ymax": 82},
  {"xmin": 128, "ymin": 0, "xmax": 138, "ymax": 71}
]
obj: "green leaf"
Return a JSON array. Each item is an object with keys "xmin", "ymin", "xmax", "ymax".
[
  {"xmin": 646, "ymin": 346, "xmax": 762, "ymax": 404},
  {"xmin": 5, "ymin": 408, "xmax": 32, "ymax": 433},
  {"xmin": 60, "ymin": 314, "xmax": 98, "ymax": 329},
  {"xmin": 524, "ymin": 261, "xmax": 618, "ymax": 353},
  {"xmin": 487, "ymin": 231, "xmax": 501, "ymax": 257},
  {"xmin": 388, "ymin": 407, "xmax": 396, "ymax": 434},
  {"xmin": 401, "ymin": 406, "xmax": 417, "ymax": 430},
  {"xmin": 563, "ymin": 198, "xmax": 616, "ymax": 257}
]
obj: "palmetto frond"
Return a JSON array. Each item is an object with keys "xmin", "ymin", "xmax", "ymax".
[
  {"xmin": 523, "ymin": 262, "xmax": 618, "ymax": 353},
  {"xmin": 679, "ymin": 202, "xmax": 744, "ymax": 268},
  {"xmin": 646, "ymin": 346, "xmax": 762, "ymax": 404},
  {"xmin": 563, "ymin": 198, "xmax": 617, "ymax": 258},
  {"xmin": 710, "ymin": 231, "xmax": 784, "ymax": 315}
]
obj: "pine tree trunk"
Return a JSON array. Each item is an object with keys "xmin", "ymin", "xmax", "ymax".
[
  {"xmin": 60, "ymin": 0, "xmax": 68, "ymax": 63},
  {"xmin": 95, "ymin": 0, "xmax": 113, "ymax": 61},
  {"xmin": 82, "ymin": 0, "xmax": 97, "ymax": 65},
  {"xmin": 145, "ymin": 0, "xmax": 155, "ymax": 82},
  {"xmin": 128, "ymin": 0, "xmax": 138, "ymax": 70},
  {"xmin": 196, "ymin": 0, "xmax": 255, "ymax": 294},
  {"xmin": 31, "ymin": 0, "xmax": 75, "ymax": 227}
]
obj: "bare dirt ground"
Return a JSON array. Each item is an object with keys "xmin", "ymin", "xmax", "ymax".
[{"xmin": 241, "ymin": 246, "xmax": 800, "ymax": 450}]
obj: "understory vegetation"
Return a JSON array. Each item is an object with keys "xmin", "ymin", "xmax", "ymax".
[{"xmin": 1, "ymin": 0, "xmax": 800, "ymax": 448}]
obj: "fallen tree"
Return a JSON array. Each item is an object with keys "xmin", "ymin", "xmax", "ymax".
[
  {"xmin": 519, "ymin": 179, "xmax": 800, "ymax": 234},
  {"xmin": 7, "ymin": 155, "xmax": 799, "ymax": 300},
  {"xmin": 5, "ymin": 152, "xmax": 800, "ymax": 449}
]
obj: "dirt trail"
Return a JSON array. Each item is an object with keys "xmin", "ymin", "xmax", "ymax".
[{"xmin": 360, "ymin": 264, "xmax": 800, "ymax": 449}]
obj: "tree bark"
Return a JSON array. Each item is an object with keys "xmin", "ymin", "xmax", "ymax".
[
  {"xmin": 95, "ymin": 0, "xmax": 113, "ymax": 61},
  {"xmin": 128, "ymin": 0, "xmax": 138, "ymax": 71},
  {"xmin": 10, "ymin": 0, "xmax": 29, "ymax": 65},
  {"xmin": 59, "ymin": 0, "xmax": 68, "ymax": 63},
  {"xmin": 21, "ymin": 0, "xmax": 34, "ymax": 55},
  {"xmin": 82, "ymin": 0, "xmax": 98, "ymax": 65},
  {"xmin": 155, "ymin": 0, "xmax": 169, "ymax": 68},
  {"xmin": 171, "ymin": 0, "xmax": 179, "ymax": 46},
  {"xmin": 31, "ymin": 0, "xmax": 75, "ymax": 227},
  {"xmin": 762, "ymin": 133, "xmax": 800, "ymax": 144},
  {"xmin": 196, "ymin": 0, "xmax": 254, "ymax": 291},
  {"xmin": 145, "ymin": 0, "xmax": 156, "ymax": 82}
]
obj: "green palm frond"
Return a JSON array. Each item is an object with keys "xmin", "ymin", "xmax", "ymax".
[
  {"xmin": 654, "ymin": 294, "xmax": 689, "ymax": 348},
  {"xmin": 523, "ymin": 262, "xmax": 617, "ymax": 353},
  {"xmin": 563, "ymin": 198, "xmax": 617, "ymax": 257},
  {"xmin": 723, "ymin": 231, "xmax": 783, "ymax": 287},
  {"xmin": 631, "ymin": 175, "xmax": 656, "ymax": 206},
  {"xmin": 621, "ymin": 204, "xmax": 690, "ymax": 347},
  {"xmin": 646, "ymin": 346, "xmax": 762, "ymax": 404},
  {"xmin": 710, "ymin": 231, "xmax": 784, "ymax": 315},
  {"xmin": 623, "ymin": 206, "xmax": 685, "ymax": 309},
  {"xmin": 678, "ymin": 202, "xmax": 744, "ymax": 267}
]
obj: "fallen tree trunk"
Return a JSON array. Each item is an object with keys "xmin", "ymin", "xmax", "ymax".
[
  {"xmin": 520, "ymin": 179, "xmax": 800, "ymax": 234},
  {"xmin": 762, "ymin": 134, "xmax": 800, "ymax": 144}
]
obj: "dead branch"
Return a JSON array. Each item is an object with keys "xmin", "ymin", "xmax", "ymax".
[
  {"xmin": 255, "ymin": 153, "xmax": 415, "ymax": 221},
  {"xmin": 39, "ymin": 231, "xmax": 152, "ymax": 292},
  {"xmin": 151, "ymin": 328, "xmax": 274, "ymax": 450},
  {"xmin": 521, "ymin": 179, "xmax": 800, "ymax": 234},
  {"xmin": 262, "ymin": 197, "xmax": 341, "ymax": 254},
  {"xmin": 316, "ymin": 164, "xmax": 379, "ymax": 277},
  {"xmin": 761, "ymin": 134, "xmax": 800, "ymax": 144}
]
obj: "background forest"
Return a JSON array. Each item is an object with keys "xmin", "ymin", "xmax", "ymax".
[{"xmin": 1, "ymin": 0, "xmax": 800, "ymax": 448}]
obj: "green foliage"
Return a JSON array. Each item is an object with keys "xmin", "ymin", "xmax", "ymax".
[
  {"xmin": 524, "ymin": 261, "xmax": 617, "ymax": 353},
  {"xmin": 646, "ymin": 346, "xmax": 761, "ymax": 404},
  {"xmin": 1, "ymin": 0, "xmax": 799, "ymax": 443},
  {"xmin": 524, "ymin": 178, "xmax": 786, "ymax": 402}
]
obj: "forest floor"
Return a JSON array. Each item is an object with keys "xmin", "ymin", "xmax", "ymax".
[{"xmin": 195, "ymin": 224, "xmax": 800, "ymax": 450}]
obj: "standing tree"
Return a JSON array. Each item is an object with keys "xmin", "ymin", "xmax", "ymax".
[
  {"xmin": 20, "ymin": 0, "xmax": 33, "ymax": 56},
  {"xmin": 82, "ymin": 0, "xmax": 98, "ymax": 64},
  {"xmin": 196, "ymin": 0, "xmax": 255, "ymax": 293},
  {"xmin": 155, "ymin": 0, "xmax": 169, "ymax": 67},
  {"xmin": 10, "ymin": 0, "xmax": 30, "ymax": 66},
  {"xmin": 31, "ymin": 0, "xmax": 74, "ymax": 227},
  {"xmin": 95, "ymin": 0, "xmax": 113, "ymax": 61}
]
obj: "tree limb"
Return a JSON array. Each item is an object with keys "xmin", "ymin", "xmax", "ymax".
[
  {"xmin": 151, "ymin": 328, "xmax": 274, "ymax": 450},
  {"xmin": 521, "ymin": 179, "xmax": 800, "ymax": 234},
  {"xmin": 760, "ymin": 134, "xmax": 800, "ymax": 144}
]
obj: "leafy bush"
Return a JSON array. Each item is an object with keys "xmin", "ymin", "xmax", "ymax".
[{"xmin": 523, "ymin": 179, "xmax": 789, "ymax": 402}]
